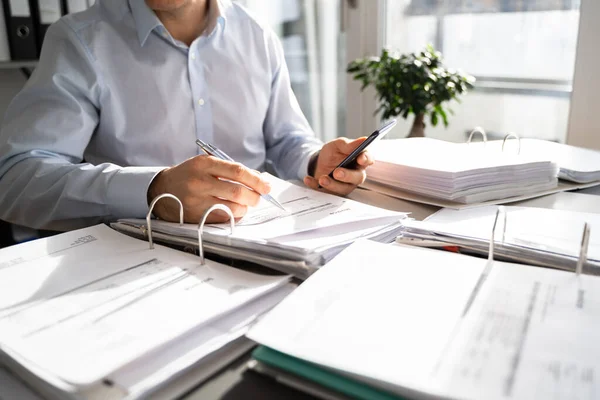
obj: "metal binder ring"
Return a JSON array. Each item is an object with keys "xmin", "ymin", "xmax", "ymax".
[
  {"xmin": 467, "ymin": 127, "xmax": 487, "ymax": 144},
  {"xmin": 146, "ymin": 193, "xmax": 184, "ymax": 249},
  {"xmin": 502, "ymin": 132, "xmax": 521, "ymax": 155},
  {"xmin": 197, "ymin": 204, "xmax": 235, "ymax": 265},
  {"xmin": 488, "ymin": 206, "xmax": 507, "ymax": 261},
  {"xmin": 576, "ymin": 223, "xmax": 591, "ymax": 276}
]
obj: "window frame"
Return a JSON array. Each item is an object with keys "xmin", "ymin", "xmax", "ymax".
[
  {"xmin": 567, "ymin": 0, "xmax": 600, "ymax": 149},
  {"xmin": 344, "ymin": 0, "xmax": 599, "ymax": 148}
]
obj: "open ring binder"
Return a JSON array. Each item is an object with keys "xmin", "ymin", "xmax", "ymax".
[
  {"xmin": 502, "ymin": 132, "xmax": 521, "ymax": 155},
  {"xmin": 461, "ymin": 206, "xmax": 507, "ymax": 317},
  {"xmin": 488, "ymin": 205, "xmax": 507, "ymax": 261},
  {"xmin": 467, "ymin": 127, "xmax": 487, "ymax": 144},
  {"xmin": 576, "ymin": 223, "xmax": 591, "ymax": 276},
  {"xmin": 146, "ymin": 193, "xmax": 184, "ymax": 249},
  {"xmin": 197, "ymin": 204, "xmax": 235, "ymax": 265}
]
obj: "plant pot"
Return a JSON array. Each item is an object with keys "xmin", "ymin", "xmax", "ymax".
[{"xmin": 408, "ymin": 114, "xmax": 425, "ymax": 138}]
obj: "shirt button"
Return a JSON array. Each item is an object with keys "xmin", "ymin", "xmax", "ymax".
[
  {"xmin": 191, "ymin": 53, "xmax": 196, "ymax": 60},
  {"xmin": 198, "ymin": 98, "xmax": 205, "ymax": 106}
]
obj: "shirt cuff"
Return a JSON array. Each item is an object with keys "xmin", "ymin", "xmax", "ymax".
[
  {"xmin": 106, "ymin": 166, "xmax": 166, "ymax": 219},
  {"xmin": 296, "ymin": 146, "xmax": 322, "ymax": 181}
]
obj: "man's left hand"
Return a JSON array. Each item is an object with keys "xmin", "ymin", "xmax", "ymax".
[{"xmin": 303, "ymin": 137, "xmax": 374, "ymax": 196}]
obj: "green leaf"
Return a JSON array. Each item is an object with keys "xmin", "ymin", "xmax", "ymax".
[
  {"xmin": 430, "ymin": 111, "xmax": 438, "ymax": 127},
  {"xmin": 346, "ymin": 44, "xmax": 474, "ymax": 131},
  {"xmin": 435, "ymin": 105, "xmax": 449, "ymax": 127}
]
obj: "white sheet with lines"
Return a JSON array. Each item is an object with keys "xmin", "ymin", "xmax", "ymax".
[
  {"xmin": 136, "ymin": 175, "xmax": 406, "ymax": 242},
  {"xmin": 0, "ymin": 224, "xmax": 289, "ymax": 387},
  {"xmin": 248, "ymin": 240, "xmax": 600, "ymax": 400}
]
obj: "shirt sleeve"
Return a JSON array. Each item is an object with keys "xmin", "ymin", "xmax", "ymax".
[
  {"xmin": 262, "ymin": 27, "xmax": 323, "ymax": 181},
  {"xmin": 0, "ymin": 20, "xmax": 164, "ymax": 231}
]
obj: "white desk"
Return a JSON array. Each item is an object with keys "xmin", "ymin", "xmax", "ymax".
[
  {"xmin": 347, "ymin": 187, "xmax": 440, "ymax": 220},
  {"xmin": 511, "ymin": 191, "xmax": 600, "ymax": 213},
  {"xmin": 349, "ymin": 189, "xmax": 600, "ymax": 221}
]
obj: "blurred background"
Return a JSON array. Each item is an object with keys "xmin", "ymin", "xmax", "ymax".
[
  {"xmin": 235, "ymin": 0, "xmax": 594, "ymax": 146},
  {"xmin": 0, "ymin": 0, "xmax": 593, "ymax": 145}
]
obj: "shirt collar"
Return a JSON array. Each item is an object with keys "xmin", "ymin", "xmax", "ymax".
[
  {"xmin": 207, "ymin": 0, "xmax": 230, "ymax": 34},
  {"xmin": 129, "ymin": 0, "xmax": 162, "ymax": 46},
  {"xmin": 130, "ymin": 0, "xmax": 230, "ymax": 47}
]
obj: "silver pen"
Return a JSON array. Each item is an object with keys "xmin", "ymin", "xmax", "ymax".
[{"xmin": 195, "ymin": 139, "xmax": 286, "ymax": 211}]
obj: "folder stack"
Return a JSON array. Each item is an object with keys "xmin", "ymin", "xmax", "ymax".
[
  {"xmin": 112, "ymin": 175, "xmax": 408, "ymax": 279},
  {"xmin": 364, "ymin": 138, "xmax": 559, "ymax": 206},
  {"xmin": 470, "ymin": 138, "xmax": 600, "ymax": 183},
  {"xmin": 247, "ymin": 240, "xmax": 600, "ymax": 400},
  {"xmin": 399, "ymin": 204, "xmax": 600, "ymax": 275},
  {"xmin": 0, "ymin": 224, "xmax": 295, "ymax": 399}
]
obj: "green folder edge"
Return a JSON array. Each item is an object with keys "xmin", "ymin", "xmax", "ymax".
[{"xmin": 252, "ymin": 346, "xmax": 406, "ymax": 400}]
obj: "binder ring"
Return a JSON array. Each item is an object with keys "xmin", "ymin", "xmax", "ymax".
[
  {"xmin": 488, "ymin": 206, "xmax": 507, "ymax": 261},
  {"xmin": 576, "ymin": 223, "xmax": 591, "ymax": 276},
  {"xmin": 198, "ymin": 204, "xmax": 235, "ymax": 265},
  {"xmin": 467, "ymin": 127, "xmax": 487, "ymax": 144},
  {"xmin": 502, "ymin": 132, "xmax": 521, "ymax": 155},
  {"xmin": 146, "ymin": 193, "xmax": 184, "ymax": 249}
]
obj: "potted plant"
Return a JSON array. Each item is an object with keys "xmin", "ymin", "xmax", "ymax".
[{"xmin": 347, "ymin": 45, "xmax": 475, "ymax": 138}]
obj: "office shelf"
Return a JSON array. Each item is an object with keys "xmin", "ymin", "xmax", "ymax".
[{"xmin": 0, "ymin": 61, "xmax": 38, "ymax": 69}]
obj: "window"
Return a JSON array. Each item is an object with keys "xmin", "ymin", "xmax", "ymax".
[
  {"xmin": 235, "ymin": 0, "xmax": 346, "ymax": 142},
  {"xmin": 384, "ymin": 0, "xmax": 582, "ymax": 143}
]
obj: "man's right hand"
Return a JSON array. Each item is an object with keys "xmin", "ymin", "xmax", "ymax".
[{"xmin": 147, "ymin": 155, "xmax": 272, "ymax": 223}]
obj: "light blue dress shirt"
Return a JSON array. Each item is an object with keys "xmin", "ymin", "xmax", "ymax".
[{"xmin": 0, "ymin": 0, "xmax": 322, "ymax": 231}]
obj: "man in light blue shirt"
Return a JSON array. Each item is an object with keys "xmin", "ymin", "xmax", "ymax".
[{"xmin": 0, "ymin": 0, "xmax": 372, "ymax": 231}]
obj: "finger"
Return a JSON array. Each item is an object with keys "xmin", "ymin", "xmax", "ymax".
[
  {"xmin": 355, "ymin": 151, "xmax": 374, "ymax": 167},
  {"xmin": 204, "ymin": 199, "xmax": 248, "ymax": 223},
  {"xmin": 317, "ymin": 175, "xmax": 356, "ymax": 196},
  {"xmin": 211, "ymin": 178, "xmax": 262, "ymax": 207},
  {"xmin": 205, "ymin": 159, "xmax": 271, "ymax": 195},
  {"xmin": 332, "ymin": 167, "xmax": 367, "ymax": 186},
  {"xmin": 303, "ymin": 176, "xmax": 320, "ymax": 190}
]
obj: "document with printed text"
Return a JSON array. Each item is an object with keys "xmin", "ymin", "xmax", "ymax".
[
  {"xmin": 248, "ymin": 240, "xmax": 600, "ymax": 400},
  {"xmin": 0, "ymin": 224, "xmax": 290, "ymax": 392}
]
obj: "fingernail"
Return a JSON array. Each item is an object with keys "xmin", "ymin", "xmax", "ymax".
[
  {"xmin": 320, "ymin": 177, "xmax": 331, "ymax": 186},
  {"xmin": 335, "ymin": 169, "xmax": 345, "ymax": 179}
]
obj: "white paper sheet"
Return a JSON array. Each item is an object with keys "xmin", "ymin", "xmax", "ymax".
[
  {"xmin": 0, "ymin": 224, "xmax": 290, "ymax": 387},
  {"xmin": 469, "ymin": 138, "xmax": 600, "ymax": 182},
  {"xmin": 248, "ymin": 240, "xmax": 600, "ymax": 400},
  {"xmin": 136, "ymin": 175, "xmax": 405, "ymax": 242},
  {"xmin": 362, "ymin": 179, "xmax": 600, "ymax": 210},
  {"xmin": 403, "ymin": 205, "xmax": 600, "ymax": 262},
  {"xmin": 115, "ymin": 283, "xmax": 296, "ymax": 398},
  {"xmin": 364, "ymin": 138, "xmax": 561, "ymax": 205}
]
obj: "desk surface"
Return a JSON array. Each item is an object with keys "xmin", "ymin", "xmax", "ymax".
[
  {"xmin": 5, "ymin": 189, "xmax": 598, "ymax": 400},
  {"xmin": 180, "ymin": 189, "xmax": 600, "ymax": 400}
]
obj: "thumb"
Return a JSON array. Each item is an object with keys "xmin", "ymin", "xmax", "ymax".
[{"xmin": 339, "ymin": 137, "xmax": 367, "ymax": 154}]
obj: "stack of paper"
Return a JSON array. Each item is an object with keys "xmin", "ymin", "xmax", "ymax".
[
  {"xmin": 0, "ymin": 224, "xmax": 294, "ymax": 399},
  {"xmin": 471, "ymin": 138, "xmax": 600, "ymax": 183},
  {"xmin": 248, "ymin": 240, "xmax": 600, "ymax": 400},
  {"xmin": 365, "ymin": 138, "xmax": 559, "ymax": 204},
  {"xmin": 400, "ymin": 205, "xmax": 600, "ymax": 275},
  {"xmin": 113, "ymin": 176, "xmax": 407, "ymax": 279}
]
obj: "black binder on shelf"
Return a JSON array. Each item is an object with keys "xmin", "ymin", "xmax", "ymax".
[{"xmin": 2, "ymin": 0, "xmax": 37, "ymax": 60}]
